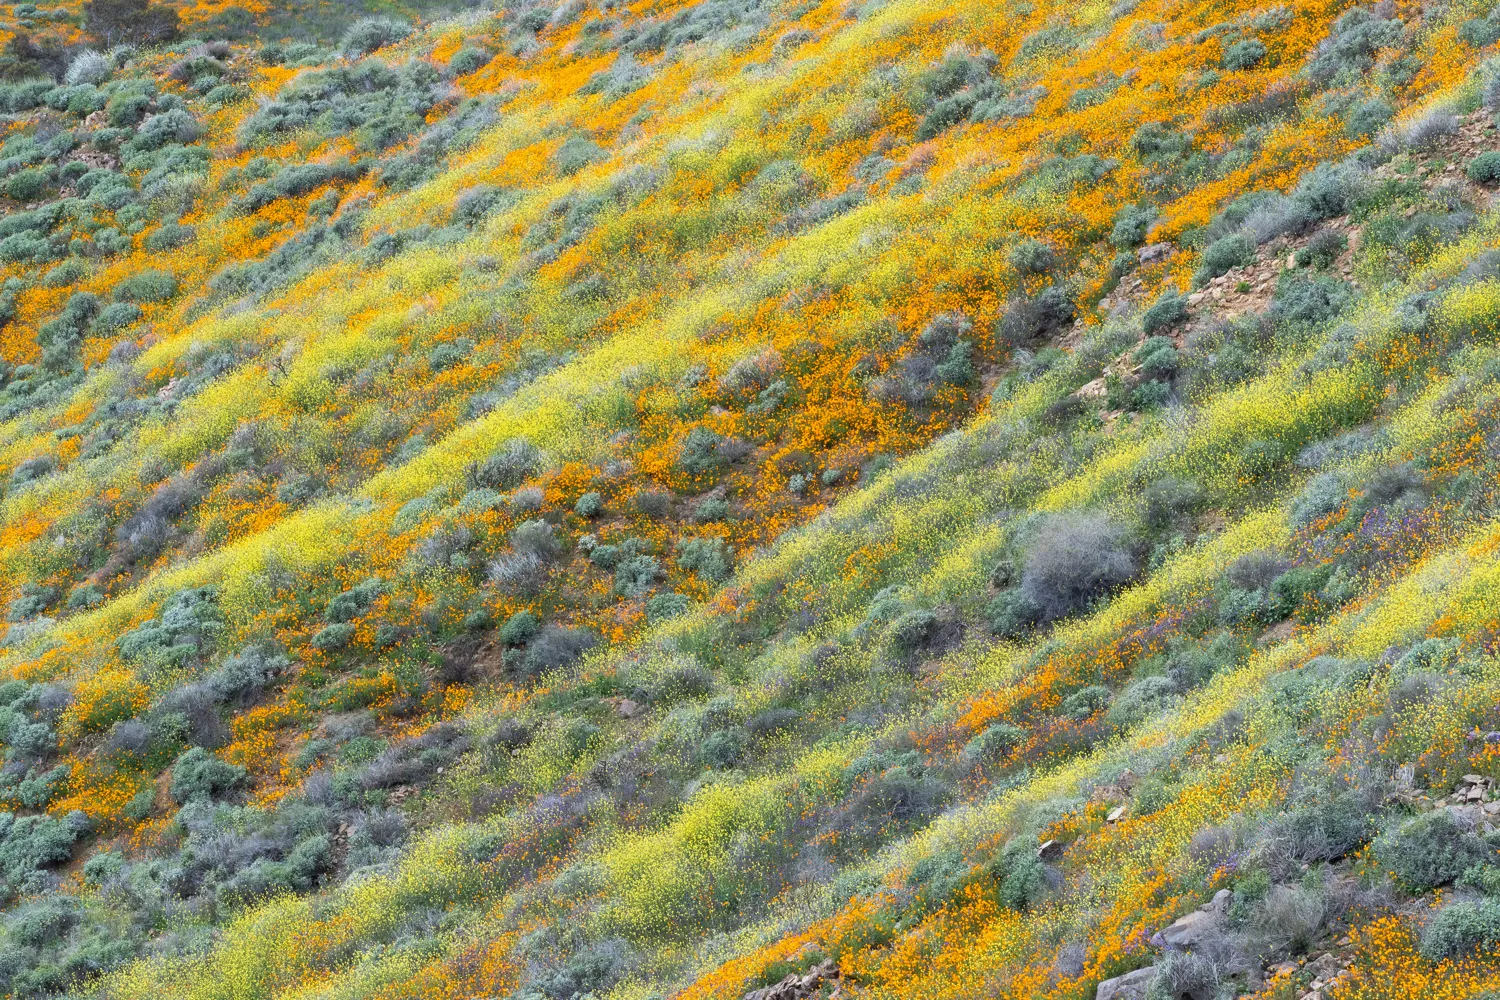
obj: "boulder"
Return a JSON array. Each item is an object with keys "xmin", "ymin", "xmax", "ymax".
[
  {"xmin": 1155, "ymin": 909, "xmax": 1219, "ymax": 951},
  {"xmin": 1096, "ymin": 966, "xmax": 1157, "ymax": 1000},
  {"xmin": 1200, "ymin": 889, "xmax": 1232, "ymax": 915}
]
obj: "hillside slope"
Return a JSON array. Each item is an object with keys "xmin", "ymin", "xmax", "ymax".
[{"xmin": 1, "ymin": 0, "xmax": 1500, "ymax": 997}]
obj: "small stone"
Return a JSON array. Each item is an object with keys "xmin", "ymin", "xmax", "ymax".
[
  {"xmin": 1107, "ymin": 806, "xmax": 1126, "ymax": 823},
  {"xmin": 616, "ymin": 698, "xmax": 642, "ymax": 719}
]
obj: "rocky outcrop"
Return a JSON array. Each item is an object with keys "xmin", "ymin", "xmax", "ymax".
[
  {"xmin": 1095, "ymin": 966, "xmax": 1157, "ymax": 1000},
  {"xmin": 744, "ymin": 960, "xmax": 842, "ymax": 1000}
]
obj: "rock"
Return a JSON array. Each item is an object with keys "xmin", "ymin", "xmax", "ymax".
[
  {"xmin": 1138, "ymin": 243, "xmax": 1173, "ymax": 263},
  {"xmin": 1096, "ymin": 966, "xmax": 1157, "ymax": 1000},
  {"xmin": 1447, "ymin": 803, "xmax": 1483, "ymax": 825},
  {"xmin": 1157, "ymin": 909, "xmax": 1220, "ymax": 951},
  {"xmin": 1268, "ymin": 960, "xmax": 1298, "ymax": 978},
  {"xmin": 745, "ymin": 960, "xmax": 840, "ymax": 1000},
  {"xmin": 1107, "ymin": 806, "xmax": 1127, "ymax": 823},
  {"xmin": 616, "ymin": 699, "xmax": 642, "ymax": 719},
  {"xmin": 1037, "ymin": 838, "xmax": 1066, "ymax": 862},
  {"xmin": 1200, "ymin": 888, "xmax": 1232, "ymax": 915},
  {"xmin": 1306, "ymin": 953, "xmax": 1340, "ymax": 979},
  {"xmin": 1462, "ymin": 774, "xmax": 1485, "ymax": 785}
]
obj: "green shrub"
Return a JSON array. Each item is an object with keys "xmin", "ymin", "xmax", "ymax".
[
  {"xmin": 1110, "ymin": 204, "xmax": 1156, "ymax": 248},
  {"xmin": 1306, "ymin": 9, "xmax": 1402, "ymax": 84},
  {"xmin": 450, "ymin": 47, "xmax": 490, "ymax": 76},
  {"xmin": 125, "ymin": 108, "xmax": 200, "ymax": 153},
  {"xmin": 676, "ymin": 537, "xmax": 734, "ymax": 583},
  {"xmin": 1222, "ymin": 38, "xmax": 1266, "ymax": 70},
  {"xmin": 514, "ymin": 625, "xmax": 595, "ymax": 677},
  {"xmin": 1296, "ymin": 229, "xmax": 1347, "ymax": 269},
  {"xmin": 0, "ymin": 811, "xmax": 83, "ymax": 892},
  {"xmin": 983, "ymin": 838, "xmax": 1051, "ymax": 910},
  {"xmin": 1107, "ymin": 675, "xmax": 1178, "ymax": 727},
  {"xmin": 1135, "ymin": 336, "xmax": 1179, "ymax": 379},
  {"xmin": 1194, "ymin": 234, "xmax": 1255, "ymax": 286},
  {"xmin": 169, "ymin": 748, "xmax": 247, "ymax": 803},
  {"xmin": 324, "ymin": 578, "xmax": 382, "ymax": 623},
  {"xmin": 646, "ymin": 593, "xmax": 691, "ymax": 621},
  {"xmin": 1271, "ymin": 273, "xmax": 1349, "ymax": 326},
  {"xmin": 699, "ymin": 728, "xmax": 747, "ymax": 769},
  {"xmin": 1263, "ymin": 792, "xmax": 1377, "ymax": 867},
  {"xmin": 144, "ymin": 222, "xmax": 195, "ymax": 252},
  {"xmin": 95, "ymin": 301, "xmax": 141, "ymax": 332},
  {"xmin": 1054, "ymin": 684, "xmax": 1109, "ymax": 718},
  {"xmin": 986, "ymin": 588, "xmax": 1040, "ymax": 637},
  {"xmin": 1345, "ymin": 97, "xmax": 1393, "ymax": 138},
  {"xmin": 821, "ymin": 760, "xmax": 950, "ymax": 861},
  {"xmin": 500, "ymin": 611, "xmax": 540, "ymax": 646},
  {"xmin": 5, "ymin": 166, "xmax": 54, "ymax": 203},
  {"xmin": 1008, "ymin": 238, "xmax": 1055, "ymax": 276},
  {"xmin": 1467, "ymin": 151, "xmax": 1500, "ymax": 185},
  {"xmin": 554, "ymin": 136, "xmax": 606, "ymax": 176},
  {"xmin": 888, "ymin": 609, "xmax": 938, "ymax": 655},
  {"xmin": 1420, "ymin": 900, "xmax": 1500, "ymax": 960},
  {"xmin": 468, "ymin": 437, "xmax": 543, "ymax": 491},
  {"xmin": 113, "ymin": 269, "xmax": 178, "ymax": 303},
  {"xmin": 1378, "ymin": 811, "xmax": 1495, "ymax": 893},
  {"xmin": 41, "ymin": 260, "xmax": 85, "ymax": 288},
  {"xmin": 960, "ymin": 722, "xmax": 1026, "ymax": 767},
  {"xmin": 341, "ymin": 17, "xmax": 412, "ymax": 57},
  {"xmin": 1141, "ymin": 294, "xmax": 1187, "ymax": 334},
  {"xmin": 1292, "ymin": 162, "xmax": 1365, "ymax": 221},
  {"xmin": 575, "ymin": 491, "xmax": 603, "ymax": 517},
  {"xmin": 1460, "ymin": 12, "xmax": 1500, "ymax": 48},
  {"xmin": 1131, "ymin": 379, "xmax": 1171, "ymax": 410},
  {"xmin": 694, "ymin": 498, "xmax": 730, "ymax": 523},
  {"xmin": 615, "ymin": 555, "xmax": 661, "ymax": 597},
  {"xmin": 309, "ymin": 623, "xmax": 356, "ymax": 650}
]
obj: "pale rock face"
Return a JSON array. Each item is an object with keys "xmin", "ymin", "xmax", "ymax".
[{"xmin": 1094, "ymin": 966, "xmax": 1157, "ymax": 1000}]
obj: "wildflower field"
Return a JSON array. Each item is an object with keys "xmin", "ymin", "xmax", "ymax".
[{"xmin": 0, "ymin": 0, "xmax": 1499, "ymax": 995}]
